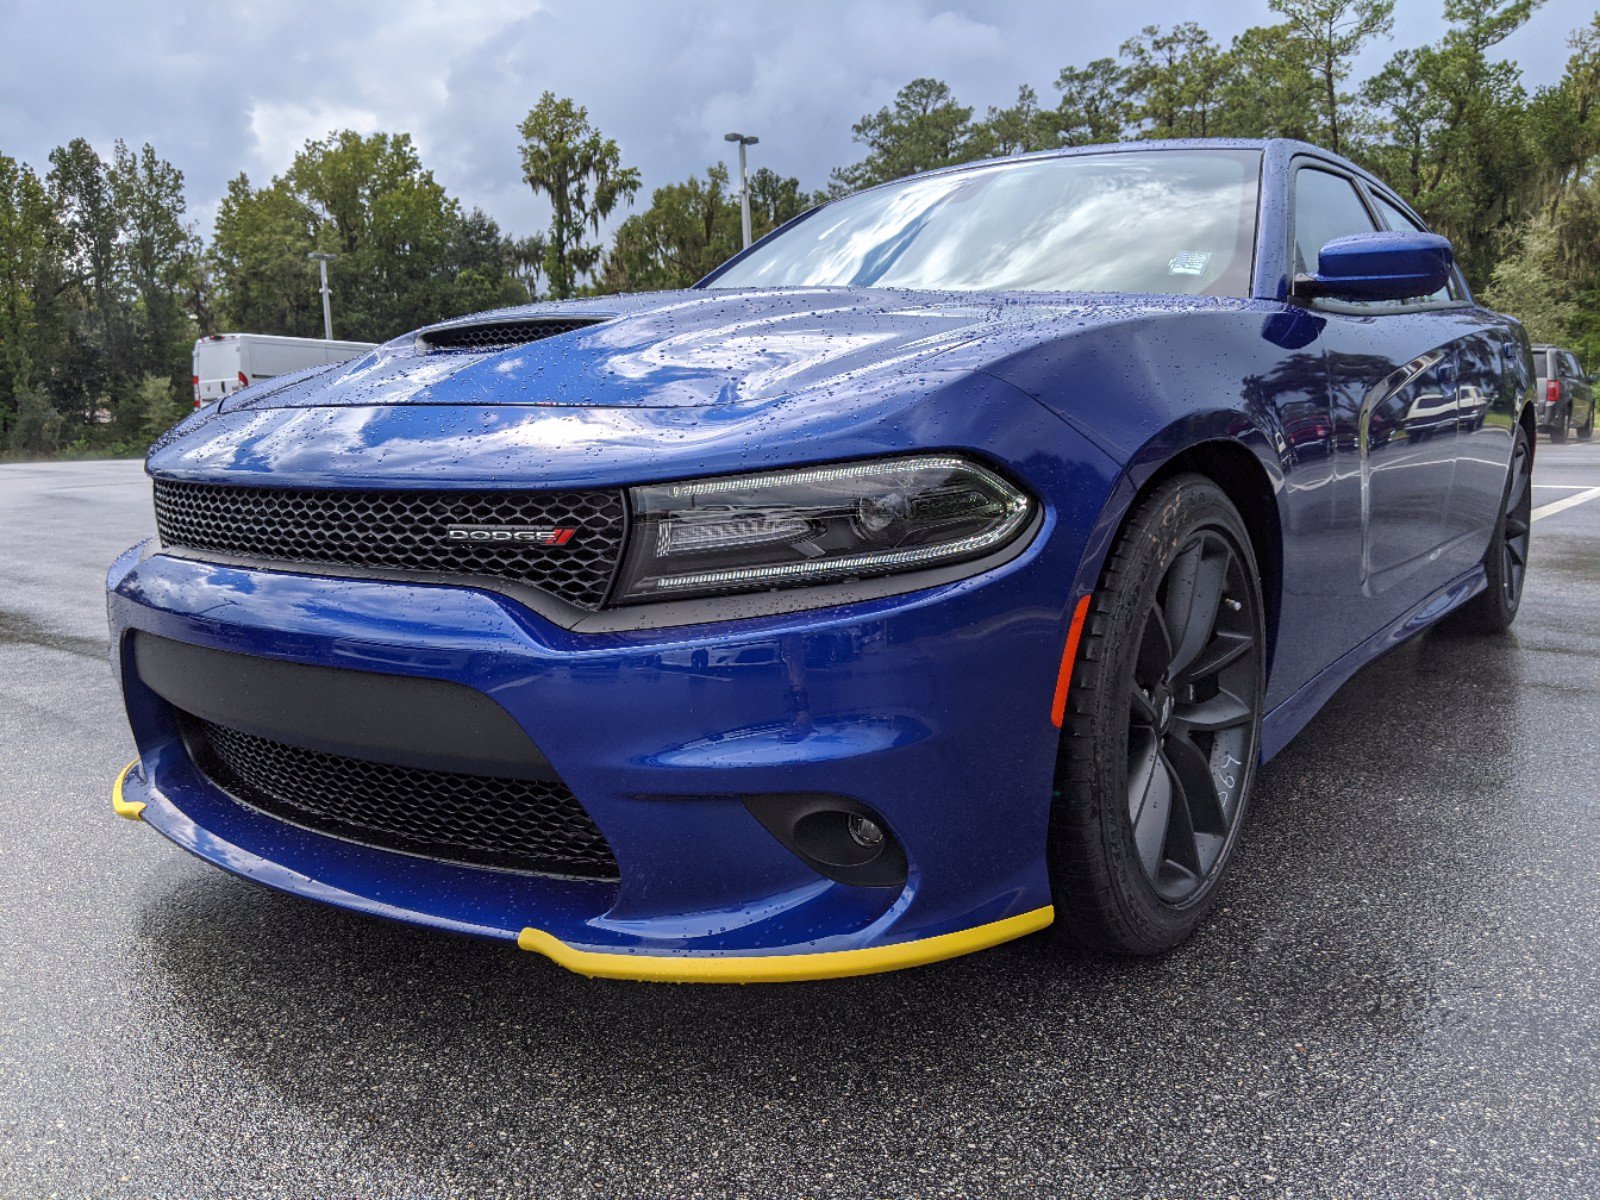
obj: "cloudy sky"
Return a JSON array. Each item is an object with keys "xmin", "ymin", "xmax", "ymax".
[{"xmin": 2, "ymin": 0, "xmax": 1592, "ymax": 241}]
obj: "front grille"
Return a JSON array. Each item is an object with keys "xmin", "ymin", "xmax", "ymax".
[
  {"xmin": 153, "ymin": 480, "xmax": 625, "ymax": 609},
  {"xmin": 183, "ymin": 715, "xmax": 620, "ymax": 879},
  {"xmin": 416, "ymin": 318, "xmax": 604, "ymax": 353}
]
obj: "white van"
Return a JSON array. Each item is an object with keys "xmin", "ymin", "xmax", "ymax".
[{"xmin": 192, "ymin": 333, "xmax": 377, "ymax": 408}]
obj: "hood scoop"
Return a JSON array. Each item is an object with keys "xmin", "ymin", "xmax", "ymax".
[{"xmin": 415, "ymin": 315, "xmax": 610, "ymax": 354}]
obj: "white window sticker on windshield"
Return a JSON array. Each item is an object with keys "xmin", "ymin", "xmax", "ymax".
[{"xmin": 1169, "ymin": 251, "xmax": 1211, "ymax": 276}]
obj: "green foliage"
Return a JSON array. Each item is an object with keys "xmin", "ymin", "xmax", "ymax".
[
  {"xmin": 597, "ymin": 164, "xmax": 817, "ymax": 293},
  {"xmin": 7, "ymin": 386, "xmax": 64, "ymax": 455},
  {"xmin": 133, "ymin": 371, "xmax": 189, "ymax": 443},
  {"xmin": 1480, "ymin": 213, "xmax": 1578, "ymax": 346},
  {"xmin": 1053, "ymin": 60, "xmax": 1132, "ymax": 146},
  {"xmin": 518, "ymin": 93, "xmax": 642, "ymax": 298},
  {"xmin": 1268, "ymin": 0, "xmax": 1395, "ymax": 153},
  {"xmin": 211, "ymin": 131, "xmax": 526, "ymax": 343},
  {"xmin": 1119, "ymin": 23, "xmax": 1228, "ymax": 138},
  {"xmin": 832, "ymin": 78, "xmax": 991, "ymax": 191}
]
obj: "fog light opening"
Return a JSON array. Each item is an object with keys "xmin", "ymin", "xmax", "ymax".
[{"xmin": 742, "ymin": 794, "xmax": 909, "ymax": 888}]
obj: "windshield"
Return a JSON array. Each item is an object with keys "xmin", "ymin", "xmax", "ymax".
[{"xmin": 707, "ymin": 149, "xmax": 1261, "ymax": 298}]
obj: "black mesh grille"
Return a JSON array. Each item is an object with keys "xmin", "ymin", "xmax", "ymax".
[
  {"xmin": 416, "ymin": 318, "xmax": 603, "ymax": 353},
  {"xmin": 183, "ymin": 715, "xmax": 620, "ymax": 879},
  {"xmin": 153, "ymin": 480, "xmax": 625, "ymax": 609}
]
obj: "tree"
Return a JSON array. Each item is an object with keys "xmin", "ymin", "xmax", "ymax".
[
  {"xmin": 746, "ymin": 167, "xmax": 818, "ymax": 232},
  {"xmin": 212, "ymin": 131, "xmax": 524, "ymax": 341},
  {"xmin": 110, "ymin": 141, "xmax": 200, "ymax": 395},
  {"xmin": 1053, "ymin": 59, "xmax": 1132, "ymax": 146},
  {"xmin": 0, "ymin": 155, "xmax": 69, "ymax": 439},
  {"xmin": 1355, "ymin": 0, "xmax": 1537, "ymax": 285},
  {"xmin": 598, "ymin": 165, "xmax": 740, "ymax": 293},
  {"xmin": 517, "ymin": 93, "xmax": 641, "ymax": 298},
  {"xmin": 1481, "ymin": 213, "xmax": 1579, "ymax": 345},
  {"xmin": 1268, "ymin": 0, "xmax": 1395, "ymax": 154},
  {"xmin": 832, "ymin": 78, "xmax": 988, "ymax": 191},
  {"xmin": 47, "ymin": 138, "xmax": 128, "ymax": 423},
  {"xmin": 596, "ymin": 164, "xmax": 816, "ymax": 293},
  {"xmin": 1212, "ymin": 23, "xmax": 1322, "ymax": 140},
  {"xmin": 1119, "ymin": 24, "xmax": 1228, "ymax": 138},
  {"xmin": 981, "ymin": 85, "xmax": 1057, "ymax": 155},
  {"xmin": 133, "ymin": 372, "xmax": 189, "ymax": 443}
]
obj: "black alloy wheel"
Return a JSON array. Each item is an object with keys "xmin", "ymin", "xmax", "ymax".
[
  {"xmin": 1125, "ymin": 530, "xmax": 1260, "ymax": 903},
  {"xmin": 1445, "ymin": 422, "xmax": 1532, "ymax": 635},
  {"xmin": 1049, "ymin": 475, "xmax": 1266, "ymax": 955}
]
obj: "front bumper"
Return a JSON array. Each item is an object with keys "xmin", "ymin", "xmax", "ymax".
[{"xmin": 106, "ymin": 533, "xmax": 1072, "ymax": 981}]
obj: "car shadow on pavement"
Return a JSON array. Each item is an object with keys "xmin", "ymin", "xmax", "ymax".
[{"xmin": 124, "ymin": 629, "xmax": 1537, "ymax": 1185}]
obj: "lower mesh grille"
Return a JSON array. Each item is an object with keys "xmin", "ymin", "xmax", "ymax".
[{"xmin": 182, "ymin": 715, "xmax": 619, "ymax": 880}]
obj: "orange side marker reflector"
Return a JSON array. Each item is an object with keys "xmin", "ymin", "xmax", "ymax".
[{"xmin": 1050, "ymin": 594, "xmax": 1093, "ymax": 728}]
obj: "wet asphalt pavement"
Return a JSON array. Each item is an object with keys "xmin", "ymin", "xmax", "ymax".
[{"xmin": 1, "ymin": 447, "xmax": 1598, "ymax": 1200}]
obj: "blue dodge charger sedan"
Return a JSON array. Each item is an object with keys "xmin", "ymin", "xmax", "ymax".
[{"xmin": 107, "ymin": 139, "xmax": 1534, "ymax": 981}]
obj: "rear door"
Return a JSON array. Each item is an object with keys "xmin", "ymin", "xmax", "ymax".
[{"xmin": 193, "ymin": 338, "xmax": 241, "ymax": 405}]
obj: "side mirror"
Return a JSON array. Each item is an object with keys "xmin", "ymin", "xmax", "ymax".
[{"xmin": 1299, "ymin": 231, "xmax": 1454, "ymax": 303}]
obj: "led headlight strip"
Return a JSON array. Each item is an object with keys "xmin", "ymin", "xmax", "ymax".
[{"xmin": 651, "ymin": 502, "xmax": 1032, "ymax": 591}]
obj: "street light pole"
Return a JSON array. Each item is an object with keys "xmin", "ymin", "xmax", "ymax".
[
  {"xmin": 724, "ymin": 132, "xmax": 760, "ymax": 249},
  {"xmin": 308, "ymin": 252, "xmax": 337, "ymax": 340}
]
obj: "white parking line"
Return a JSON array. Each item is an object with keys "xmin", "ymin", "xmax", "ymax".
[{"xmin": 1532, "ymin": 486, "xmax": 1600, "ymax": 523}]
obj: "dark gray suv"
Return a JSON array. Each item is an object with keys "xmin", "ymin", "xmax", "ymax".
[{"xmin": 1533, "ymin": 344, "xmax": 1595, "ymax": 442}]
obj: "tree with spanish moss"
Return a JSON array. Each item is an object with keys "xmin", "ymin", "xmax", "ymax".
[{"xmin": 517, "ymin": 93, "xmax": 641, "ymax": 298}]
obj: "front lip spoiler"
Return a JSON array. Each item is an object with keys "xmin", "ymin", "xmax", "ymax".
[
  {"xmin": 516, "ymin": 906, "xmax": 1055, "ymax": 984},
  {"xmin": 110, "ymin": 757, "xmax": 1055, "ymax": 984},
  {"xmin": 111, "ymin": 759, "xmax": 145, "ymax": 820}
]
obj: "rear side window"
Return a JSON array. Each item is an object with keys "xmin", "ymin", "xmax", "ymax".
[
  {"xmin": 1291, "ymin": 168, "xmax": 1377, "ymax": 276},
  {"xmin": 1368, "ymin": 191, "xmax": 1458, "ymax": 302}
]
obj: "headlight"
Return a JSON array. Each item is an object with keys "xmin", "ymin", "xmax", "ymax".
[{"xmin": 612, "ymin": 454, "xmax": 1034, "ymax": 604}]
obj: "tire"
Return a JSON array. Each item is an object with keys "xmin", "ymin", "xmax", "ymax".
[
  {"xmin": 1578, "ymin": 403, "xmax": 1595, "ymax": 441},
  {"xmin": 1048, "ymin": 475, "xmax": 1266, "ymax": 955},
  {"xmin": 1550, "ymin": 406, "xmax": 1569, "ymax": 443},
  {"xmin": 1443, "ymin": 423, "xmax": 1531, "ymax": 635}
]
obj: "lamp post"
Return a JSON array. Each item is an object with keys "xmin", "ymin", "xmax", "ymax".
[
  {"xmin": 723, "ymin": 132, "xmax": 760, "ymax": 249},
  {"xmin": 307, "ymin": 252, "xmax": 337, "ymax": 340}
]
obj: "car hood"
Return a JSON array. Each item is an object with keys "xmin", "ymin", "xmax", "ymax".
[{"xmin": 224, "ymin": 288, "xmax": 1015, "ymax": 411}]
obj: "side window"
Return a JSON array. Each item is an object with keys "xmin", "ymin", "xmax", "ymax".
[
  {"xmin": 1564, "ymin": 352, "xmax": 1584, "ymax": 380},
  {"xmin": 1292, "ymin": 168, "xmax": 1379, "ymax": 277},
  {"xmin": 1369, "ymin": 191, "xmax": 1458, "ymax": 303}
]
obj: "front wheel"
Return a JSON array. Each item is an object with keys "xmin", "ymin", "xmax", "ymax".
[
  {"xmin": 1048, "ymin": 476, "xmax": 1265, "ymax": 955},
  {"xmin": 1578, "ymin": 403, "xmax": 1595, "ymax": 441}
]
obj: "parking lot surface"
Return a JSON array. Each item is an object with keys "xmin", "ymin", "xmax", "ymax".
[{"xmin": 2, "ymin": 445, "xmax": 1598, "ymax": 1199}]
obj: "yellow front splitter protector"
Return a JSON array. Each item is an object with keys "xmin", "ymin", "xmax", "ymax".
[
  {"xmin": 111, "ymin": 759, "xmax": 146, "ymax": 820},
  {"xmin": 518, "ymin": 905, "xmax": 1054, "ymax": 984}
]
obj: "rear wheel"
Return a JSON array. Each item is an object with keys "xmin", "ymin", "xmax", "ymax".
[
  {"xmin": 1550, "ymin": 406, "xmax": 1569, "ymax": 443},
  {"xmin": 1444, "ymin": 424, "xmax": 1531, "ymax": 635},
  {"xmin": 1048, "ymin": 476, "xmax": 1265, "ymax": 955},
  {"xmin": 1578, "ymin": 402, "xmax": 1595, "ymax": 441}
]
